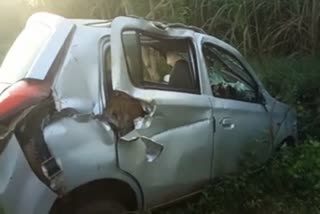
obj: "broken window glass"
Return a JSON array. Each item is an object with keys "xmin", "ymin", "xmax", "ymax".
[{"xmin": 202, "ymin": 43, "xmax": 258, "ymax": 102}]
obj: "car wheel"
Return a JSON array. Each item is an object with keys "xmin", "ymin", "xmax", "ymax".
[{"xmin": 75, "ymin": 199, "xmax": 127, "ymax": 214}]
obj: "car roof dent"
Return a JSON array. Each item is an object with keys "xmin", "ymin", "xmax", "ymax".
[{"xmin": 52, "ymin": 25, "xmax": 106, "ymax": 115}]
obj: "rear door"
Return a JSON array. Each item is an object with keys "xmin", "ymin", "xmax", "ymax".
[{"xmin": 110, "ymin": 17, "xmax": 214, "ymax": 208}]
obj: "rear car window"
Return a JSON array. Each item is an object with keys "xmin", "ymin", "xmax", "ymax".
[{"xmin": 0, "ymin": 22, "xmax": 52, "ymax": 83}]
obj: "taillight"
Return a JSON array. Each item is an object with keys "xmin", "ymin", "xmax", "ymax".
[{"xmin": 0, "ymin": 79, "xmax": 51, "ymax": 123}]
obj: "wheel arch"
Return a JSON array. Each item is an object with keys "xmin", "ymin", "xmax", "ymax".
[{"xmin": 49, "ymin": 178, "xmax": 140, "ymax": 213}]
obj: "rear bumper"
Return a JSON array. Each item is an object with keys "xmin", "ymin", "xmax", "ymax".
[{"xmin": 0, "ymin": 136, "xmax": 56, "ymax": 214}]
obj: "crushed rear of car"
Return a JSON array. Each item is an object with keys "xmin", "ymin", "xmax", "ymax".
[{"xmin": 0, "ymin": 13, "xmax": 81, "ymax": 214}]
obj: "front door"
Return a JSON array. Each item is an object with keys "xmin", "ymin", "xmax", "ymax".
[
  {"xmin": 200, "ymin": 40, "xmax": 272, "ymax": 177},
  {"xmin": 110, "ymin": 17, "xmax": 214, "ymax": 208}
]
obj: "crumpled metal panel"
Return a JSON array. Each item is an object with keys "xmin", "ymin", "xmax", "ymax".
[
  {"xmin": 119, "ymin": 118, "xmax": 213, "ymax": 208},
  {"xmin": 42, "ymin": 115, "xmax": 143, "ymax": 209},
  {"xmin": 117, "ymin": 90, "xmax": 213, "ymax": 136},
  {"xmin": 105, "ymin": 91, "xmax": 147, "ymax": 136},
  {"xmin": 52, "ymin": 25, "xmax": 109, "ymax": 115},
  {"xmin": 267, "ymin": 96, "xmax": 297, "ymax": 147},
  {"xmin": 115, "ymin": 90, "xmax": 214, "ymax": 208},
  {"xmin": 43, "ymin": 116, "xmax": 123, "ymax": 190}
]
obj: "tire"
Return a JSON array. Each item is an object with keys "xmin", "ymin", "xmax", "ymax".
[{"xmin": 75, "ymin": 199, "xmax": 127, "ymax": 214}]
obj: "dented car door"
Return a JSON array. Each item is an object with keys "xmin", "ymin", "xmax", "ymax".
[{"xmin": 110, "ymin": 17, "xmax": 214, "ymax": 207}]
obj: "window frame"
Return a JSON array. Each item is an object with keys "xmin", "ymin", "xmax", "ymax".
[
  {"xmin": 202, "ymin": 42, "xmax": 261, "ymax": 103},
  {"xmin": 121, "ymin": 30, "xmax": 201, "ymax": 95},
  {"xmin": 99, "ymin": 37, "xmax": 112, "ymax": 110}
]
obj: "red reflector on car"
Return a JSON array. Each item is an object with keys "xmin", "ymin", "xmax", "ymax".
[{"xmin": 0, "ymin": 79, "xmax": 51, "ymax": 122}]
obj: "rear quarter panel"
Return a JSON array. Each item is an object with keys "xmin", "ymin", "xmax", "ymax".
[
  {"xmin": 0, "ymin": 136, "xmax": 56, "ymax": 214},
  {"xmin": 43, "ymin": 117, "xmax": 143, "ymax": 208}
]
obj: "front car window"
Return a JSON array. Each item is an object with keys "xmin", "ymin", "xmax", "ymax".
[{"xmin": 202, "ymin": 43, "xmax": 258, "ymax": 102}]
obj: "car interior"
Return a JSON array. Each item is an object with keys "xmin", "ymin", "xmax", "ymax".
[{"xmin": 122, "ymin": 31, "xmax": 200, "ymax": 94}]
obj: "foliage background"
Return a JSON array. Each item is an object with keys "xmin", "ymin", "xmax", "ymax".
[
  {"xmin": 0, "ymin": 0, "xmax": 320, "ymax": 213},
  {"xmin": 1, "ymin": 0, "xmax": 320, "ymax": 57}
]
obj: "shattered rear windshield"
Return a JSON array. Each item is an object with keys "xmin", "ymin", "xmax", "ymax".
[{"xmin": 0, "ymin": 22, "xmax": 52, "ymax": 83}]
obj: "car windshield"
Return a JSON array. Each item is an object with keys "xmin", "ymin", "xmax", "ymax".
[{"xmin": 0, "ymin": 22, "xmax": 52, "ymax": 83}]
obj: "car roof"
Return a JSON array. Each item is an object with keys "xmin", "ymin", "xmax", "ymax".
[
  {"xmin": 70, "ymin": 19, "xmax": 111, "ymax": 27},
  {"xmin": 69, "ymin": 16, "xmax": 206, "ymax": 34}
]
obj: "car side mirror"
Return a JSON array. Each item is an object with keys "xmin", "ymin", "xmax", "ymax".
[{"xmin": 120, "ymin": 135, "xmax": 164, "ymax": 162}]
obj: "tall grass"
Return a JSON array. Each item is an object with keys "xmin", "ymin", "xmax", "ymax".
[
  {"xmin": 24, "ymin": 0, "xmax": 320, "ymax": 57},
  {"xmin": 168, "ymin": 0, "xmax": 320, "ymax": 57}
]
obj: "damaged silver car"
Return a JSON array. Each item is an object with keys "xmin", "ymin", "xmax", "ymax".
[{"xmin": 0, "ymin": 12, "xmax": 297, "ymax": 214}]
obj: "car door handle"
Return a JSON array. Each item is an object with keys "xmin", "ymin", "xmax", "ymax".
[{"xmin": 220, "ymin": 118, "xmax": 235, "ymax": 129}]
